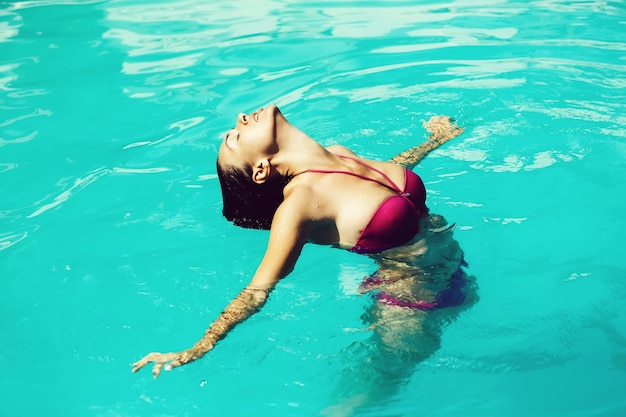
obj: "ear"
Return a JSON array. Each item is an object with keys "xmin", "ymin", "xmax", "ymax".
[{"xmin": 252, "ymin": 158, "xmax": 271, "ymax": 184}]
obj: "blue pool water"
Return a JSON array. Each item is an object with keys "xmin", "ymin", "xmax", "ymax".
[{"xmin": 2, "ymin": 0, "xmax": 626, "ymax": 416}]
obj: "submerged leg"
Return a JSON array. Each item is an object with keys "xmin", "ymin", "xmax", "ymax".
[{"xmin": 322, "ymin": 217, "xmax": 478, "ymax": 415}]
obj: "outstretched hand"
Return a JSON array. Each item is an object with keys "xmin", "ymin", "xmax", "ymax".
[
  {"xmin": 423, "ymin": 115, "xmax": 464, "ymax": 145},
  {"xmin": 131, "ymin": 287, "xmax": 269, "ymax": 379},
  {"xmin": 132, "ymin": 351, "xmax": 190, "ymax": 379},
  {"xmin": 388, "ymin": 115, "xmax": 464, "ymax": 169}
]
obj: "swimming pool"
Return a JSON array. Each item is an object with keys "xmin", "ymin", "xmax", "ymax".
[{"xmin": 2, "ymin": 0, "xmax": 625, "ymax": 415}]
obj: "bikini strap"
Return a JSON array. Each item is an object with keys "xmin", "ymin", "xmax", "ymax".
[{"xmin": 305, "ymin": 155, "xmax": 403, "ymax": 194}]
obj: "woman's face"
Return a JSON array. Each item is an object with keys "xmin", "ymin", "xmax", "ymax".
[{"xmin": 218, "ymin": 104, "xmax": 283, "ymax": 170}]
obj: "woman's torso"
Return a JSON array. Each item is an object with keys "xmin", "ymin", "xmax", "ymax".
[
  {"xmin": 290, "ymin": 146, "xmax": 427, "ymax": 252},
  {"xmin": 283, "ymin": 146, "xmax": 467, "ymax": 302}
]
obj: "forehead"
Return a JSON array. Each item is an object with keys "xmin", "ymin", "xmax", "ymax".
[
  {"xmin": 217, "ymin": 141, "xmax": 230, "ymax": 167},
  {"xmin": 217, "ymin": 141, "xmax": 242, "ymax": 172}
]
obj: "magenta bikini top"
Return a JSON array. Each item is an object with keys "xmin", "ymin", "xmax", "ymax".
[{"xmin": 305, "ymin": 155, "xmax": 428, "ymax": 254}]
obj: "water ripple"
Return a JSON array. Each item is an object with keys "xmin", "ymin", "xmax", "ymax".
[
  {"xmin": 0, "ymin": 130, "xmax": 38, "ymax": 148},
  {"xmin": 169, "ymin": 116, "xmax": 205, "ymax": 132},
  {"xmin": 0, "ymin": 231, "xmax": 29, "ymax": 251},
  {"xmin": 0, "ymin": 162, "xmax": 19, "ymax": 173},
  {"xmin": 102, "ymin": 28, "xmax": 222, "ymax": 57},
  {"xmin": 120, "ymin": 52, "xmax": 203, "ymax": 75},
  {"xmin": 0, "ymin": 9, "xmax": 21, "ymax": 43},
  {"xmin": 7, "ymin": 0, "xmax": 105, "ymax": 11},
  {"xmin": 111, "ymin": 167, "xmax": 172, "ymax": 175},
  {"xmin": 26, "ymin": 168, "xmax": 111, "ymax": 219},
  {"xmin": 0, "ymin": 72, "xmax": 18, "ymax": 92},
  {"xmin": 0, "ymin": 108, "xmax": 52, "ymax": 128},
  {"xmin": 122, "ymin": 133, "xmax": 175, "ymax": 149},
  {"xmin": 25, "ymin": 165, "xmax": 175, "ymax": 220}
]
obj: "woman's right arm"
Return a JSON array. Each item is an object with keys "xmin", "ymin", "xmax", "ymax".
[
  {"xmin": 131, "ymin": 285, "xmax": 272, "ymax": 378},
  {"xmin": 389, "ymin": 116, "xmax": 464, "ymax": 169},
  {"xmin": 132, "ymin": 195, "xmax": 311, "ymax": 378}
]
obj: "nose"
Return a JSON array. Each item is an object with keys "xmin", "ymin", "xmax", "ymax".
[{"xmin": 237, "ymin": 113, "xmax": 248, "ymax": 125}]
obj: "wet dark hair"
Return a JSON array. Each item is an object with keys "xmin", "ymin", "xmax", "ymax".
[{"xmin": 216, "ymin": 159, "xmax": 291, "ymax": 230}]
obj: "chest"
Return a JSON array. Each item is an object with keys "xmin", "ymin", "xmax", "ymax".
[{"xmin": 305, "ymin": 182, "xmax": 401, "ymax": 247}]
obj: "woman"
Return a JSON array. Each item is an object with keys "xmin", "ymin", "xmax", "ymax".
[{"xmin": 132, "ymin": 105, "xmax": 471, "ymax": 379}]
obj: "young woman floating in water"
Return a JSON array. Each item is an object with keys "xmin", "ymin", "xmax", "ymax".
[{"xmin": 132, "ymin": 105, "xmax": 473, "ymax": 379}]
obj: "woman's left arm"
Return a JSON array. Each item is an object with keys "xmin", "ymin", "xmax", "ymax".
[
  {"xmin": 389, "ymin": 115, "xmax": 464, "ymax": 169},
  {"xmin": 132, "ymin": 198, "xmax": 310, "ymax": 378}
]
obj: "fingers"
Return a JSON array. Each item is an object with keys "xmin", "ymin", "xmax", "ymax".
[
  {"xmin": 423, "ymin": 115, "xmax": 464, "ymax": 144},
  {"xmin": 152, "ymin": 362, "xmax": 164, "ymax": 379},
  {"xmin": 165, "ymin": 359, "xmax": 183, "ymax": 371},
  {"xmin": 151, "ymin": 353, "xmax": 178, "ymax": 378},
  {"xmin": 131, "ymin": 352, "xmax": 178, "ymax": 378},
  {"xmin": 131, "ymin": 352, "xmax": 158, "ymax": 373}
]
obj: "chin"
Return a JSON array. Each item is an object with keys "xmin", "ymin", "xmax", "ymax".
[
  {"xmin": 268, "ymin": 104, "xmax": 288, "ymax": 125},
  {"xmin": 267, "ymin": 104, "xmax": 281, "ymax": 116}
]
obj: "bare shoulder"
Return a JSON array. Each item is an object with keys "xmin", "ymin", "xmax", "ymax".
[
  {"xmin": 327, "ymin": 144, "xmax": 401, "ymax": 174},
  {"xmin": 326, "ymin": 144, "xmax": 358, "ymax": 157},
  {"xmin": 276, "ymin": 182, "xmax": 317, "ymax": 225}
]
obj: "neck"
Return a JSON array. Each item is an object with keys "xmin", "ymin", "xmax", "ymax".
[{"xmin": 270, "ymin": 121, "xmax": 337, "ymax": 178}]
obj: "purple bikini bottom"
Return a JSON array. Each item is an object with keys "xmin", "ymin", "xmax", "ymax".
[{"xmin": 361, "ymin": 258, "xmax": 469, "ymax": 311}]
